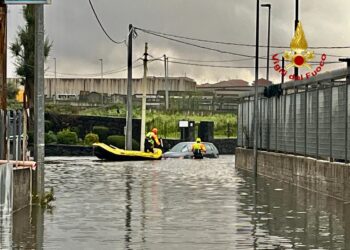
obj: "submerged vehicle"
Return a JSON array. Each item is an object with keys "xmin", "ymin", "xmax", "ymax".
[
  {"xmin": 93, "ymin": 143, "xmax": 162, "ymax": 161},
  {"xmin": 162, "ymin": 142, "xmax": 219, "ymax": 159}
]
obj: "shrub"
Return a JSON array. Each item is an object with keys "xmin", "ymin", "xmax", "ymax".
[
  {"xmin": 84, "ymin": 133, "xmax": 99, "ymax": 146},
  {"xmin": 57, "ymin": 129, "xmax": 78, "ymax": 145},
  {"xmin": 106, "ymin": 135, "xmax": 140, "ymax": 150},
  {"xmin": 45, "ymin": 131, "xmax": 57, "ymax": 144},
  {"xmin": 92, "ymin": 126, "xmax": 109, "ymax": 141},
  {"xmin": 45, "ymin": 120, "xmax": 53, "ymax": 132}
]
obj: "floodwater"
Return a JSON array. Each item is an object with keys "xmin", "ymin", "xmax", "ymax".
[{"xmin": 2, "ymin": 156, "xmax": 350, "ymax": 249}]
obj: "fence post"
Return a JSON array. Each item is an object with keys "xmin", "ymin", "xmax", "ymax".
[
  {"xmin": 17, "ymin": 110, "xmax": 22, "ymax": 161},
  {"xmin": 316, "ymin": 84, "xmax": 319, "ymax": 159},
  {"xmin": 0, "ymin": 109, "xmax": 3, "ymax": 159},
  {"xmin": 294, "ymin": 87, "xmax": 297, "ymax": 154},
  {"xmin": 304, "ymin": 85, "xmax": 308, "ymax": 156},
  {"xmin": 275, "ymin": 97, "xmax": 277, "ymax": 151},
  {"xmin": 330, "ymin": 81, "xmax": 333, "ymax": 161}
]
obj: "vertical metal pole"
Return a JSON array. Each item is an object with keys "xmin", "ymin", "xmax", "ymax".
[
  {"xmin": 126, "ymin": 24, "xmax": 133, "ymax": 150},
  {"xmin": 253, "ymin": 0, "xmax": 260, "ymax": 178},
  {"xmin": 99, "ymin": 58, "xmax": 103, "ymax": 105},
  {"xmin": 12, "ymin": 110, "xmax": 17, "ymax": 160},
  {"xmin": 140, "ymin": 43, "xmax": 148, "ymax": 152},
  {"xmin": 294, "ymin": 88, "xmax": 297, "ymax": 154},
  {"xmin": 164, "ymin": 55, "xmax": 169, "ymax": 110},
  {"xmin": 282, "ymin": 57, "xmax": 285, "ymax": 84},
  {"xmin": 345, "ymin": 66, "xmax": 349, "ymax": 162},
  {"xmin": 33, "ymin": 4, "xmax": 45, "ymax": 200},
  {"xmin": 17, "ymin": 110, "xmax": 22, "ymax": 162},
  {"xmin": 275, "ymin": 97, "xmax": 277, "ymax": 151},
  {"xmin": 0, "ymin": 4, "xmax": 7, "ymax": 159},
  {"xmin": 267, "ymin": 98, "xmax": 270, "ymax": 150},
  {"xmin": 53, "ymin": 57, "xmax": 56, "ymax": 104},
  {"xmin": 316, "ymin": 85, "xmax": 319, "ymax": 159},
  {"xmin": 248, "ymin": 96, "xmax": 250, "ymax": 147},
  {"xmin": 304, "ymin": 86, "xmax": 308, "ymax": 156},
  {"xmin": 260, "ymin": 98, "xmax": 262, "ymax": 149},
  {"xmin": 294, "ymin": 0, "xmax": 299, "ymax": 78},
  {"xmin": 330, "ymin": 82, "xmax": 333, "ymax": 161},
  {"xmin": 261, "ymin": 4, "xmax": 271, "ymax": 81},
  {"xmin": 283, "ymin": 92, "xmax": 286, "ymax": 153},
  {"xmin": 0, "ymin": 110, "xmax": 3, "ymax": 159},
  {"xmin": 241, "ymin": 101, "xmax": 244, "ymax": 147}
]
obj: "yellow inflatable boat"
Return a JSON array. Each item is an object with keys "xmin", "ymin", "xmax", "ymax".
[{"xmin": 93, "ymin": 143, "xmax": 162, "ymax": 161}]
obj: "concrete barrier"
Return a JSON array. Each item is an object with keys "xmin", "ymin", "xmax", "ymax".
[{"xmin": 235, "ymin": 147, "xmax": 350, "ymax": 201}]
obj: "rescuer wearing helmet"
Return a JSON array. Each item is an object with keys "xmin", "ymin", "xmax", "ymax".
[
  {"xmin": 144, "ymin": 128, "xmax": 161, "ymax": 153},
  {"xmin": 191, "ymin": 137, "xmax": 206, "ymax": 159}
]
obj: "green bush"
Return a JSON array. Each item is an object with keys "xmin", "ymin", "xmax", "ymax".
[
  {"xmin": 92, "ymin": 126, "xmax": 109, "ymax": 141},
  {"xmin": 45, "ymin": 131, "xmax": 57, "ymax": 144},
  {"xmin": 106, "ymin": 135, "xmax": 140, "ymax": 150},
  {"xmin": 84, "ymin": 133, "xmax": 99, "ymax": 146},
  {"xmin": 57, "ymin": 129, "xmax": 78, "ymax": 145},
  {"xmin": 45, "ymin": 120, "xmax": 53, "ymax": 132}
]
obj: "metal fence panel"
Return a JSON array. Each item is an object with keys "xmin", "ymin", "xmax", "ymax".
[
  {"xmin": 242, "ymin": 102, "xmax": 249, "ymax": 147},
  {"xmin": 285, "ymin": 95, "xmax": 295, "ymax": 153},
  {"xmin": 248, "ymin": 100, "xmax": 254, "ymax": 148},
  {"xmin": 237, "ymin": 103, "xmax": 242, "ymax": 147},
  {"xmin": 269, "ymin": 98, "xmax": 277, "ymax": 150},
  {"xmin": 306, "ymin": 90, "xmax": 317, "ymax": 157},
  {"xmin": 296, "ymin": 92, "xmax": 306, "ymax": 154},
  {"xmin": 318, "ymin": 88, "xmax": 331, "ymax": 158},
  {"xmin": 0, "ymin": 110, "xmax": 4, "ymax": 160},
  {"xmin": 332, "ymin": 85, "xmax": 346, "ymax": 160},
  {"xmin": 261, "ymin": 98, "xmax": 269, "ymax": 149},
  {"xmin": 276, "ymin": 96, "xmax": 284, "ymax": 152}
]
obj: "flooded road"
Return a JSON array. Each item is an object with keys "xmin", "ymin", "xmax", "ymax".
[{"xmin": 4, "ymin": 156, "xmax": 350, "ymax": 249}]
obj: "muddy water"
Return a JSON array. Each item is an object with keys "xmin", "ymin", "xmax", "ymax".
[{"xmin": 3, "ymin": 156, "xmax": 350, "ymax": 249}]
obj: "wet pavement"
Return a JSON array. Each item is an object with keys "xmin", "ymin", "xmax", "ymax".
[{"xmin": 3, "ymin": 156, "xmax": 350, "ymax": 249}]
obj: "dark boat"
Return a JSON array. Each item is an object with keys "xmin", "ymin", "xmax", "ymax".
[{"xmin": 93, "ymin": 143, "xmax": 162, "ymax": 161}]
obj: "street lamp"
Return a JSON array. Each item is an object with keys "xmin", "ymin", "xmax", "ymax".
[
  {"xmin": 253, "ymin": 0, "xmax": 260, "ymax": 179},
  {"xmin": 261, "ymin": 3, "xmax": 271, "ymax": 81},
  {"xmin": 294, "ymin": 0, "xmax": 299, "ymax": 78},
  {"xmin": 99, "ymin": 58, "xmax": 103, "ymax": 104}
]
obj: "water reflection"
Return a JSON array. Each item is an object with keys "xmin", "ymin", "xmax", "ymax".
[{"xmin": 3, "ymin": 156, "xmax": 349, "ymax": 249}]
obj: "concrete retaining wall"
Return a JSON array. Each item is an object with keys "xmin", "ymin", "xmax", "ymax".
[
  {"xmin": 235, "ymin": 148, "xmax": 350, "ymax": 201},
  {"xmin": 13, "ymin": 168, "xmax": 31, "ymax": 212}
]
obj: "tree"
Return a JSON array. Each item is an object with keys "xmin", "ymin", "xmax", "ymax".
[
  {"xmin": 10, "ymin": 5, "xmax": 52, "ymax": 109},
  {"xmin": 7, "ymin": 79, "xmax": 18, "ymax": 100}
]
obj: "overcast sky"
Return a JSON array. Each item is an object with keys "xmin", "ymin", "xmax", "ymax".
[{"xmin": 6, "ymin": 0, "xmax": 350, "ymax": 84}]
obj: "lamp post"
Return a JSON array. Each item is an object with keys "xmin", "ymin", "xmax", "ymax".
[
  {"xmin": 99, "ymin": 58, "xmax": 103, "ymax": 104},
  {"xmin": 261, "ymin": 3, "xmax": 271, "ymax": 81},
  {"xmin": 253, "ymin": 0, "xmax": 260, "ymax": 179},
  {"xmin": 294, "ymin": 0, "xmax": 299, "ymax": 78}
]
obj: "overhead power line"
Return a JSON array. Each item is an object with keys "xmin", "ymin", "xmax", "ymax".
[
  {"xmin": 88, "ymin": 0, "xmax": 129, "ymax": 45},
  {"xmin": 135, "ymin": 27, "xmax": 350, "ymax": 50}
]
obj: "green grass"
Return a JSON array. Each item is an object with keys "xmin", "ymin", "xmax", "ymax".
[{"xmin": 45, "ymin": 104, "xmax": 237, "ymax": 139}]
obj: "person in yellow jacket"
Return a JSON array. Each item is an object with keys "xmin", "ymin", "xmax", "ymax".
[
  {"xmin": 191, "ymin": 137, "xmax": 206, "ymax": 159},
  {"xmin": 144, "ymin": 128, "xmax": 161, "ymax": 153}
]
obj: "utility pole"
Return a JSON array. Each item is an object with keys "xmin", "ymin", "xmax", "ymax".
[
  {"xmin": 164, "ymin": 55, "xmax": 169, "ymax": 110},
  {"xmin": 261, "ymin": 4, "xmax": 271, "ymax": 81},
  {"xmin": 33, "ymin": 4, "xmax": 45, "ymax": 201},
  {"xmin": 140, "ymin": 43, "xmax": 148, "ymax": 152},
  {"xmin": 126, "ymin": 24, "xmax": 133, "ymax": 150},
  {"xmin": 99, "ymin": 58, "xmax": 103, "ymax": 104},
  {"xmin": 0, "ymin": 3, "xmax": 7, "ymax": 160},
  {"xmin": 253, "ymin": 0, "xmax": 260, "ymax": 179}
]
